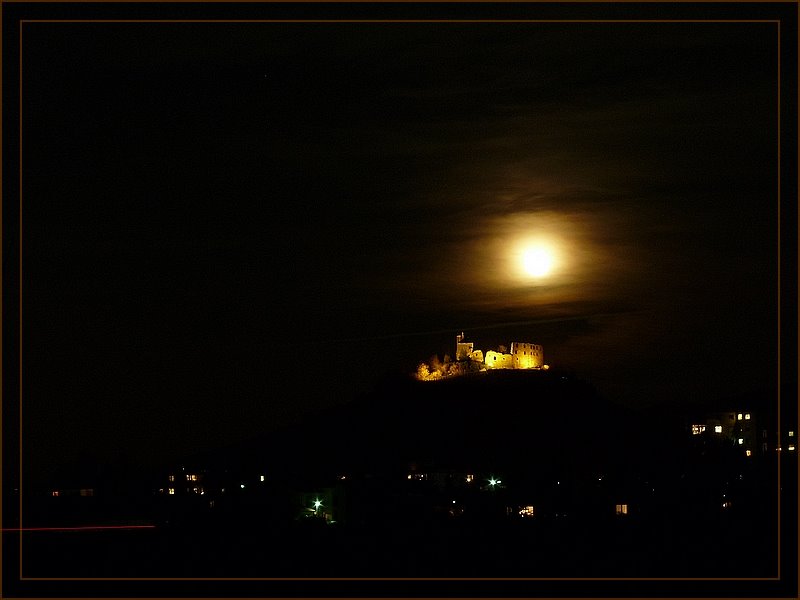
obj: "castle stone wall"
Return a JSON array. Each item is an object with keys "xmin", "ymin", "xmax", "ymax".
[
  {"xmin": 510, "ymin": 342, "xmax": 544, "ymax": 369},
  {"xmin": 456, "ymin": 341, "xmax": 474, "ymax": 361},
  {"xmin": 485, "ymin": 350, "xmax": 514, "ymax": 369}
]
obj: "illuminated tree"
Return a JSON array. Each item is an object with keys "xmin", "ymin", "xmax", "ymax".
[{"xmin": 416, "ymin": 362, "xmax": 431, "ymax": 380}]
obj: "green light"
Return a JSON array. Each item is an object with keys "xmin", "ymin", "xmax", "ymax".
[
  {"xmin": 313, "ymin": 499, "xmax": 322, "ymax": 509},
  {"xmin": 489, "ymin": 478, "xmax": 497, "ymax": 486}
]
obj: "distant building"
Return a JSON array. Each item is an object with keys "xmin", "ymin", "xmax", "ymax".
[
  {"xmin": 416, "ymin": 332, "xmax": 546, "ymax": 380},
  {"xmin": 469, "ymin": 333, "xmax": 546, "ymax": 371},
  {"xmin": 49, "ymin": 487, "xmax": 94, "ymax": 498},
  {"xmin": 160, "ymin": 469, "xmax": 207, "ymax": 496},
  {"xmin": 689, "ymin": 410, "xmax": 761, "ymax": 457}
]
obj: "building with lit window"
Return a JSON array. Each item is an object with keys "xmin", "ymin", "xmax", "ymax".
[
  {"xmin": 689, "ymin": 410, "xmax": 760, "ymax": 456},
  {"xmin": 160, "ymin": 469, "xmax": 207, "ymax": 496}
]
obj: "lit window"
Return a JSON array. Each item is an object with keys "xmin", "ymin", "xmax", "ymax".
[
  {"xmin": 168, "ymin": 488, "xmax": 175, "ymax": 495},
  {"xmin": 465, "ymin": 474, "xmax": 474, "ymax": 483},
  {"xmin": 168, "ymin": 475, "xmax": 174, "ymax": 482},
  {"xmin": 186, "ymin": 474, "xmax": 198, "ymax": 481},
  {"xmin": 715, "ymin": 425, "xmax": 723, "ymax": 433},
  {"xmin": 745, "ymin": 413, "xmax": 751, "ymax": 420},
  {"xmin": 260, "ymin": 475, "xmax": 265, "ymax": 482},
  {"xmin": 240, "ymin": 483, "xmax": 245, "ymax": 489},
  {"xmin": 52, "ymin": 490, "xmax": 59, "ymax": 497},
  {"xmin": 615, "ymin": 504, "xmax": 628, "ymax": 515},
  {"xmin": 738, "ymin": 438, "xmax": 744, "ymax": 445},
  {"xmin": 789, "ymin": 445, "xmax": 796, "ymax": 451},
  {"xmin": 519, "ymin": 505, "xmax": 535, "ymax": 518},
  {"xmin": 691, "ymin": 424, "xmax": 706, "ymax": 435},
  {"xmin": 745, "ymin": 450, "xmax": 752, "ymax": 457},
  {"xmin": 737, "ymin": 413, "xmax": 743, "ymax": 421},
  {"xmin": 790, "ymin": 431, "xmax": 795, "ymax": 437},
  {"xmin": 763, "ymin": 442, "xmax": 768, "ymax": 452}
]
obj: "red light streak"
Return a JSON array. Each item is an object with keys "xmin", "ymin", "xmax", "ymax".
[{"xmin": 2, "ymin": 525, "xmax": 156, "ymax": 532}]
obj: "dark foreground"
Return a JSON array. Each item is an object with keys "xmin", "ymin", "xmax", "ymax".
[{"xmin": 12, "ymin": 509, "xmax": 775, "ymax": 579}]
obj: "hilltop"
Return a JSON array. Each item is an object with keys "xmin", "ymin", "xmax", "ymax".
[{"xmin": 195, "ymin": 369, "xmax": 657, "ymax": 488}]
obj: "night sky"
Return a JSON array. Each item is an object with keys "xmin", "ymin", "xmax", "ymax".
[{"xmin": 19, "ymin": 17, "xmax": 782, "ymax": 482}]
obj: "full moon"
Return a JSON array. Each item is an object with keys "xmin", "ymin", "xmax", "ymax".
[{"xmin": 521, "ymin": 246, "xmax": 554, "ymax": 277}]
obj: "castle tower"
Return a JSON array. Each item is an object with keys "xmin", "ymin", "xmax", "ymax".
[
  {"xmin": 510, "ymin": 341, "xmax": 544, "ymax": 369},
  {"xmin": 456, "ymin": 331, "xmax": 474, "ymax": 361}
]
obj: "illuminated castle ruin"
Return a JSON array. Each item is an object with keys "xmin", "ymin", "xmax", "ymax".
[{"xmin": 416, "ymin": 332, "xmax": 548, "ymax": 381}]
